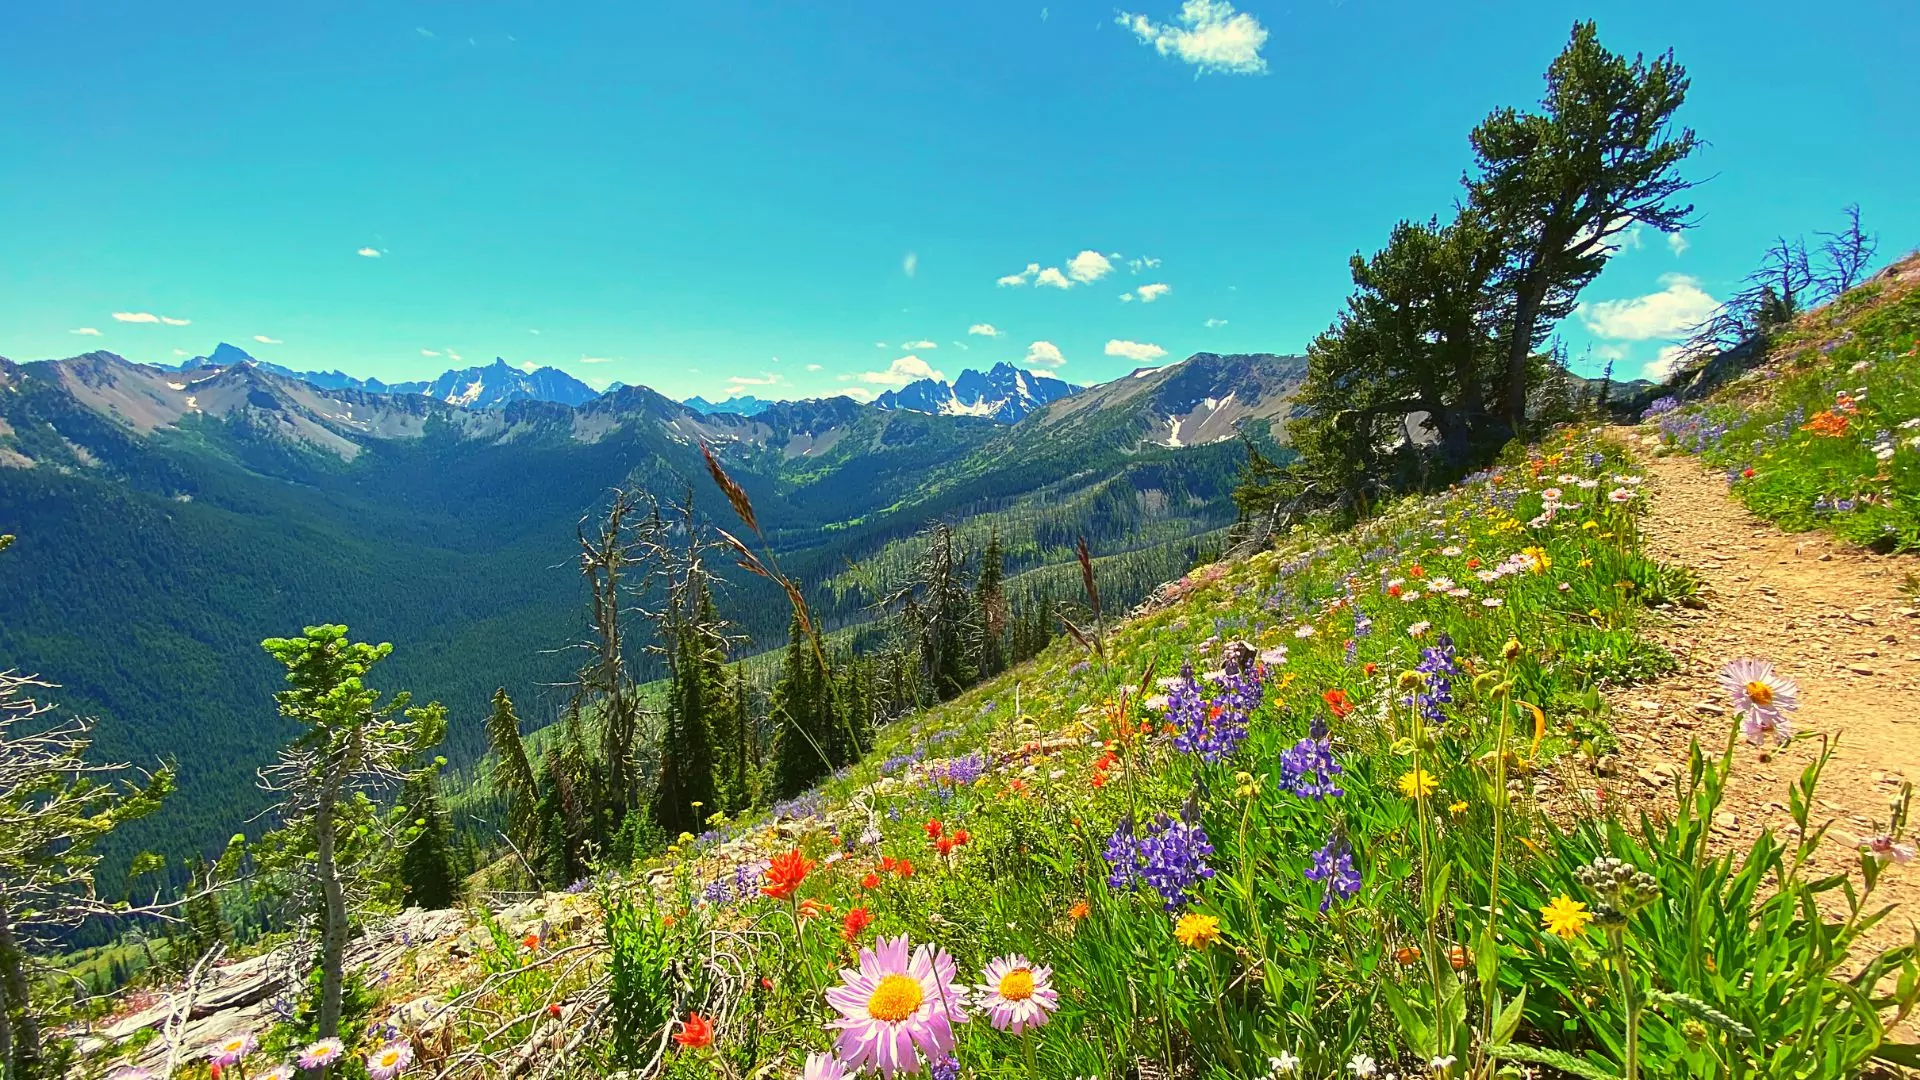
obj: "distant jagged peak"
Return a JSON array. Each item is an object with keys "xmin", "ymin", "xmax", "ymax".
[{"xmin": 874, "ymin": 363, "xmax": 1078, "ymax": 423}]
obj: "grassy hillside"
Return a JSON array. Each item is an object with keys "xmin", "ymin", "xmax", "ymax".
[
  {"xmin": 1644, "ymin": 254, "xmax": 1920, "ymax": 551},
  {"xmin": 110, "ymin": 423, "xmax": 1920, "ymax": 1079}
]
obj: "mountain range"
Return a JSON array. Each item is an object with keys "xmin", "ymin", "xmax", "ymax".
[
  {"xmin": 0, "ymin": 345, "xmax": 1304, "ymax": 867},
  {"xmin": 872, "ymin": 362, "xmax": 1078, "ymax": 423}
]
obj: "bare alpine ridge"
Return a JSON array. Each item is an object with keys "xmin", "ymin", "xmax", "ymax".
[{"xmin": 873, "ymin": 361, "xmax": 1078, "ymax": 423}]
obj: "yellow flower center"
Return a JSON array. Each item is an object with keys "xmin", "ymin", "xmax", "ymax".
[
  {"xmin": 867, "ymin": 973, "xmax": 924, "ymax": 1022},
  {"xmin": 378, "ymin": 1050, "xmax": 402, "ymax": 1067},
  {"xmin": 1745, "ymin": 681, "xmax": 1773, "ymax": 707},
  {"xmin": 997, "ymin": 968, "xmax": 1036, "ymax": 1002}
]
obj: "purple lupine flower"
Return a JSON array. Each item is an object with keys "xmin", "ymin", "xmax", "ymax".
[
  {"xmin": 1276, "ymin": 735, "xmax": 1344, "ymax": 800},
  {"xmin": 928, "ymin": 1056, "xmax": 962, "ymax": 1080},
  {"xmin": 1105, "ymin": 814, "xmax": 1216, "ymax": 911},
  {"xmin": 1166, "ymin": 663, "xmax": 1263, "ymax": 763},
  {"xmin": 1404, "ymin": 633, "xmax": 1459, "ymax": 724},
  {"xmin": 1303, "ymin": 834, "xmax": 1362, "ymax": 912}
]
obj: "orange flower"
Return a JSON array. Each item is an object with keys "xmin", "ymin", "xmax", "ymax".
[
  {"xmin": 1466, "ymin": 557, "xmax": 1481, "ymax": 570},
  {"xmin": 1801, "ymin": 410, "xmax": 1851, "ymax": 437},
  {"xmin": 1362, "ymin": 662, "xmax": 1378, "ymax": 677},
  {"xmin": 861, "ymin": 872, "xmax": 881, "ymax": 890},
  {"xmin": 924, "ymin": 819, "xmax": 944, "ymax": 840},
  {"xmin": 673, "ymin": 1012, "xmax": 714, "ymax": 1049},
  {"xmin": 953, "ymin": 828, "xmax": 971, "ymax": 846},
  {"xmin": 798, "ymin": 898, "xmax": 831, "ymax": 920},
  {"xmin": 521, "ymin": 932, "xmax": 541, "ymax": 950},
  {"xmin": 761, "ymin": 848, "xmax": 816, "ymax": 902},
  {"xmin": 1068, "ymin": 900, "xmax": 1091, "ymax": 921},
  {"xmin": 548, "ymin": 1002, "xmax": 563, "ymax": 1018},
  {"xmin": 842, "ymin": 905, "xmax": 873, "ymax": 943},
  {"xmin": 1447, "ymin": 944, "xmax": 1470, "ymax": 970},
  {"xmin": 1393, "ymin": 945, "xmax": 1422, "ymax": 966},
  {"xmin": 1408, "ymin": 564, "xmax": 1425, "ymax": 578},
  {"xmin": 893, "ymin": 858, "xmax": 915, "ymax": 878},
  {"xmin": 1322, "ymin": 688, "xmax": 1354, "ymax": 718}
]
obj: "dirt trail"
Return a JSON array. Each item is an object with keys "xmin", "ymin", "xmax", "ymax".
[{"xmin": 1602, "ymin": 431, "xmax": 1920, "ymax": 1016}]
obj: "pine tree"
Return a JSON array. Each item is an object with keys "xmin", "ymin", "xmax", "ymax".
[
  {"xmin": 483, "ymin": 689, "xmax": 543, "ymax": 879},
  {"xmin": 650, "ymin": 564, "xmax": 722, "ymax": 837},
  {"xmin": 973, "ymin": 529, "xmax": 1008, "ymax": 679},
  {"xmin": 770, "ymin": 612, "xmax": 832, "ymax": 799},
  {"xmin": 399, "ymin": 767, "xmax": 459, "ymax": 909},
  {"xmin": 257, "ymin": 625, "xmax": 446, "ymax": 1045}
]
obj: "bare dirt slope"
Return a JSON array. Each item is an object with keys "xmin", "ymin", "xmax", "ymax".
[{"xmin": 1603, "ymin": 432, "xmax": 1920, "ymax": 1034}]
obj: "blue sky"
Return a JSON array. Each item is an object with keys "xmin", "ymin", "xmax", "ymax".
[{"xmin": 3, "ymin": 1, "xmax": 1914, "ymax": 401}]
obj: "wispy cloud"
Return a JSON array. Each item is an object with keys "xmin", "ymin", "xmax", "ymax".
[
  {"xmin": 1204, "ymin": 317, "xmax": 1228, "ymax": 328},
  {"xmin": 857, "ymin": 355, "xmax": 944, "ymax": 387},
  {"xmin": 447, "ymin": 349, "xmax": 463, "ymax": 363},
  {"xmin": 838, "ymin": 386, "xmax": 877, "ymax": 403},
  {"xmin": 900, "ymin": 339, "xmax": 937, "ymax": 350},
  {"xmin": 1136, "ymin": 282, "xmax": 1171, "ymax": 303},
  {"xmin": 1105, "ymin": 339, "xmax": 1167, "ymax": 362},
  {"xmin": 728, "ymin": 372, "xmax": 787, "ymax": 389},
  {"xmin": 997, "ymin": 263, "xmax": 1041, "ymax": 287},
  {"xmin": 578, "ymin": 355, "xmax": 614, "ymax": 364},
  {"xmin": 1667, "ymin": 231, "xmax": 1690, "ymax": 256},
  {"xmin": 421, "ymin": 349, "xmax": 441, "ymax": 357},
  {"xmin": 113, "ymin": 311, "xmax": 191, "ymax": 325},
  {"xmin": 415, "ymin": 26, "xmax": 436, "ymax": 37},
  {"xmin": 1127, "ymin": 256, "xmax": 1161, "ymax": 274},
  {"xmin": 805, "ymin": 363, "xmax": 823, "ymax": 372},
  {"xmin": 875, "ymin": 341, "xmax": 889, "ymax": 349},
  {"xmin": 1067, "ymin": 250, "xmax": 1114, "ymax": 284},
  {"xmin": 1118, "ymin": 0, "xmax": 1269, "ymax": 75},
  {"xmin": 1578, "ymin": 274, "xmax": 1717, "ymax": 341},
  {"xmin": 253, "ymin": 334, "xmax": 282, "ymax": 345},
  {"xmin": 902, "ymin": 251, "xmax": 919, "ymax": 278},
  {"xmin": 1024, "ymin": 341, "xmax": 1066, "ymax": 368},
  {"xmin": 968, "ymin": 323, "xmax": 1002, "ymax": 338},
  {"xmin": 357, "ymin": 247, "xmax": 382, "ymax": 258},
  {"xmin": 70, "ymin": 327, "xmax": 102, "ymax": 336}
]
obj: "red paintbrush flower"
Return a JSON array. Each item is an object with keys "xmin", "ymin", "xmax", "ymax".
[
  {"xmin": 674, "ymin": 1012, "xmax": 714, "ymax": 1050},
  {"xmin": 761, "ymin": 848, "xmax": 816, "ymax": 902}
]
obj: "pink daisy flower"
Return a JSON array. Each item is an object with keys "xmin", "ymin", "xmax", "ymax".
[
  {"xmin": 1717, "ymin": 659, "xmax": 1799, "ymax": 745},
  {"xmin": 366, "ymin": 1039, "xmax": 414, "ymax": 1080},
  {"xmin": 1863, "ymin": 834, "xmax": 1916, "ymax": 864},
  {"xmin": 825, "ymin": 933, "xmax": 968, "ymax": 1076},
  {"xmin": 298, "ymin": 1038, "xmax": 346, "ymax": 1070},
  {"xmin": 974, "ymin": 954, "xmax": 1058, "ymax": 1034},
  {"xmin": 206, "ymin": 1031, "xmax": 256, "ymax": 1066},
  {"xmin": 259, "ymin": 1068, "xmax": 295, "ymax": 1080},
  {"xmin": 804, "ymin": 1052, "xmax": 854, "ymax": 1080}
]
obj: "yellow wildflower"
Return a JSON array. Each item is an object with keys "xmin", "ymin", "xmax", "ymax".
[
  {"xmin": 1540, "ymin": 894, "xmax": 1593, "ymax": 940},
  {"xmin": 1396, "ymin": 768, "xmax": 1439, "ymax": 800},
  {"xmin": 1174, "ymin": 912, "xmax": 1222, "ymax": 949},
  {"xmin": 1233, "ymin": 771, "xmax": 1263, "ymax": 799},
  {"xmin": 1522, "ymin": 546, "xmax": 1552, "ymax": 574},
  {"xmin": 1448, "ymin": 800, "xmax": 1469, "ymax": 816}
]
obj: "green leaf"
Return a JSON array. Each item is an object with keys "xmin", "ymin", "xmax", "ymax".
[
  {"xmin": 1490, "ymin": 1043, "xmax": 1621, "ymax": 1080},
  {"xmin": 1493, "ymin": 987, "xmax": 1528, "ymax": 1045}
]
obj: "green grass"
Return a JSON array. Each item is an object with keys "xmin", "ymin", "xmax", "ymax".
[{"xmin": 1648, "ymin": 259, "xmax": 1920, "ymax": 551}]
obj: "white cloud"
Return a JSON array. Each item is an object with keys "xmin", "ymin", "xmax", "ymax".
[
  {"xmin": 903, "ymin": 251, "xmax": 918, "ymax": 278},
  {"xmin": 1204, "ymin": 317, "xmax": 1227, "ymax": 328},
  {"xmin": 1578, "ymin": 274, "xmax": 1717, "ymax": 341},
  {"xmin": 1067, "ymin": 250, "xmax": 1114, "ymax": 284},
  {"xmin": 968, "ymin": 323, "xmax": 1002, "ymax": 338},
  {"xmin": 805, "ymin": 363, "xmax": 823, "ymax": 372},
  {"xmin": 901, "ymin": 339, "xmax": 937, "ymax": 350},
  {"xmin": 997, "ymin": 263, "xmax": 1041, "ymax": 287},
  {"xmin": 1127, "ymin": 256, "xmax": 1161, "ymax": 274},
  {"xmin": 1118, "ymin": 0, "xmax": 1269, "ymax": 75},
  {"xmin": 837, "ymin": 386, "xmax": 877, "ymax": 403},
  {"xmin": 520, "ymin": 361, "xmax": 538, "ymax": 373},
  {"xmin": 1105, "ymin": 339, "xmax": 1167, "ymax": 362},
  {"xmin": 1136, "ymin": 282, "xmax": 1171, "ymax": 303},
  {"xmin": 70, "ymin": 327, "xmax": 102, "ymax": 336},
  {"xmin": 112, "ymin": 312, "xmax": 160, "ymax": 323},
  {"xmin": 421, "ymin": 349, "xmax": 442, "ymax": 357},
  {"xmin": 529, "ymin": 328, "xmax": 542, "ymax": 335},
  {"xmin": 1644, "ymin": 344, "xmax": 1692, "ymax": 380},
  {"xmin": 252, "ymin": 334, "xmax": 282, "ymax": 345},
  {"xmin": 447, "ymin": 349, "xmax": 463, "ymax": 362},
  {"xmin": 728, "ymin": 372, "xmax": 787, "ymax": 388},
  {"xmin": 858, "ymin": 355, "xmax": 945, "ymax": 387},
  {"xmin": 173, "ymin": 348, "xmax": 187, "ymax": 356},
  {"xmin": 1120, "ymin": 292, "xmax": 1134, "ymax": 303},
  {"xmin": 1035, "ymin": 266, "xmax": 1074, "ymax": 289},
  {"xmin": 1667, "ymin": 231, "xmax": 1690, "ymax": 256},
  {"xmin": 357, "ymin": 247, "xmax": 382, "ymax": 258},
  {"xmin": 1024, "ymin": 341, "xmax": 1067, "ymax": 368},
  {"xmin": 578, "ymin": 355, "xmax": 614, "ymax": 364}
]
